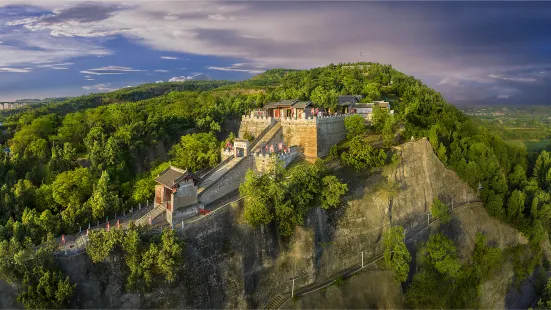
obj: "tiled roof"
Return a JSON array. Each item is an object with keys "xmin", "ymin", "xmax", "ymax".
[
  {"xmin": 155, "ymin": 166, "xmax": 191, "ymax": 187},
  {"xmin": 263, "ymin": 99, "xmax": 311, "ymax": 109},
  {"xmin": 337, "ymin": 95, "xmax": 363, "ymax": 106},
  {"xmin": 293, "ymin": 101, "xmax": 312, "ymax": 109},
  {"xmin": 264, "ymin": 99, "xmax": 298, "ymax": 108}
]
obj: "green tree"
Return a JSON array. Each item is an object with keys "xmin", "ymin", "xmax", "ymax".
[
  {"xmin": 341, "ymin": 136, "xmax": 387, "ymax": 170},
  {"xmin": 240, "ymin": 171, "xmax": 274, "ymax": 227},
  {"xmin": 87, "ymin": 171, "xmax": 120, "ymax": 221},
  {"xmin": 86, "ymin": 229, "xmax": 119, "ymax": 263},
  {"xmin": 431, "ymin": 198, "xmax": 451, "ymax": 224},
  {"xmin": 320, "ymin": 175, "xmax": 348, "ymax": 209},
  {"xmin": 344, "ymin": 114, "xmax": 366, "ymax": 139},
  {"xmin": 383, "ymin": 226, "xmax": 411, "ymax": 282},
  {"xmin": 424, "ymin": 233, "xmax": 461, "ymax": 278},
  {"xmin": 169, "ymin": 133, "xmax": 219, "ymax": 172},
  {"xmin": 17, "ymin": 269, "xmax": 75, "ymax": 309},
  {"xmin": 157, "ymin": 228, "xmax": 183, "ymax": 283},
  {"xmin": 507, "ymin": 189, "xmax": 525, "ymax": 225}
]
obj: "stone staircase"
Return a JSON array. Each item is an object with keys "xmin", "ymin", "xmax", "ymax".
[
  {"xmin": 135, "ymin": 203, "xmax": 165, "ymax": 226},
  {"xmin": 197, "ymin": 156, "xmax": 244, "ymax": 196},
  {"xmin": 251, "ymin": 122, "xmax": 282, "ymax": 152},
  {"xmin": 263, "ymin": 293, "xmax": 288, "ymax": 310}
]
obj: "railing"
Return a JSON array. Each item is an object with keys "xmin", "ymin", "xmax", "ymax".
[
  {"xmin": 261, "ymin": 200, "xmax": 484, "ymax": 309},
  {"xmin": 250, "ymin": 121, "xmax": 278, "ymax": 150}
]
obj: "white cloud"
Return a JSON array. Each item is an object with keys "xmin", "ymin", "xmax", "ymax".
[
  {"xmin": 86, "ymin": 78, "xmax": 94, "ymax": 81},
  {"xmin": 154, "ymin": 69, "xmax": 169, "ymax": 73},
  {"xmin": 156, "ymin": 80, "xmax": 164, "ymax": 83},
  {"xmin": 36, "ymin": 62, "xmax": 73, "ymax": 70},
  {"xmin": 208, "ymin": 14, "xmax": 236, "ymax": 21},
  {"xmin": 0, "ymin": 67, "xmax": 31, "ymax": 73},
  {"xmin": 169, "ymin": 73, "xmax": 210, "ymax": 82},
  {"xmin": 207, "ymin": 63, "xmax": 265, "ymax": 74},
  {"xmin": 79, "ymin": 65, "xmax": 145, "ymax": 75},
  {"xmin": 82, "ymin": 83, "xmax": 117, "ymax": 92},
  {"xmin": 89, "ymin": 66, "xmax": 144, "ymax": 72},
  {"xmin": 161, "ymin": 56, "xmax": 179, "ymax": 60},
  {"xmin": 79, "ymin": 70, "xmax": 123, "ymax": 75}
]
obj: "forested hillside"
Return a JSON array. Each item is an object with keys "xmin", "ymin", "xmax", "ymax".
[{"xmin": 1, "ymin": 62, "xmax": 550, "ymax": 308}]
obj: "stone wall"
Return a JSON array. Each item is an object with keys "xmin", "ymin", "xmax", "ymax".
[
  {"xmin": 238, "ymin": 116, "xmax": 274, "ymax": 139},
  {"xmin": 262, "ymin": 127, "xmax": 283, "ymax": 150},
  {"xmin": 253, "ymin": 149, "xmax": 298, "ymax": 173},
  {"xmin": 280, "ymin": 118, "xmax": 318, "ymax": 162},
  {"xmin": 316, "ymin": 115, "xmax": 347, "ymax": 158},
  {"xmin": 173, "ymin": 180, "xmax": 198, "ymax": 210},
  {"xmin": 199, "ymin": 157, "xmax": 253, "ymax": 206}
]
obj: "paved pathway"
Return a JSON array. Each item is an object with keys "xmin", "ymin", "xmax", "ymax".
[{"xmin": 197, "ymin": 157, "xmax": 244, "ymax": 195}]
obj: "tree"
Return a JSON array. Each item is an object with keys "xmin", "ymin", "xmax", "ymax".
[
  {"xmin": 341, "ymin": 136, "xmax": 387, "ymax": 170},
  {"xmin": 157, "ymin": 228, "xmax": 183, "ymax": 283},
  {"xmin": 431, "ymin": 198, "xmax": 451, "ymax": 224},
  {"xmin": 169, "ymin": 133, "xmax": 219, "ymax": 172},
  {"xmin": 320, "ymin": 175, "xmax": 348, "ymax": 209},
  {"xmin": 509, "ymin": 164, "xmax": 527, "ymax": 189},
  {"xmin": 424, "ymin": 233, "xmax": 461, "ymax": 278},
  {"xmin": 371, "ymin": 105, "xmax": 388, "ymax": 132},
  {"xmin": 507, "ymin": 189, "xmax": 525, "ymax": 225},
  {"xmin": 52, "ymin": 168, "xmax": 93, "ymax": 208},
  {"xmin": 86, "ymin": 229, "xmax": 120, "ymax": 263},
  {"xmin": 87, "ymin": 171, "xmax": 120, "ymax": 221},
  {"xmin": 344, "ymin": 114, "xmax": 366, "ymax": 139},
  {"xmin": 132, "ymin": 162, "xmax": 171, "ymax": 203},
  {"xmin": 381, "ymin": 114, "xmax": 396, "ymax": 148},
  {"xmin": 17, "ymin": 269, "xmax": 75, "ymax": 309},
  {"xmin": 383, "ymin": 226, "xmax": 411, "ymax": 282},
  {"xmin": 240, "ymin": 171, "xmax": 274, "ymax": 227}
]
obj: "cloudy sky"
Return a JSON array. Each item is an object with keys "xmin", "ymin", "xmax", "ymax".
[{"xmin": 0, "ymin": 1, "xmax": 550, "ymax": 105}]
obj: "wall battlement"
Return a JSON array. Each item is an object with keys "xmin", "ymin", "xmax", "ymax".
[{"xmin": 238, "ymin": 113, "xmax": 349, "ymax": 162}]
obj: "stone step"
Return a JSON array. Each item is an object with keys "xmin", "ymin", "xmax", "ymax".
[
  {"xmin": 135, "ymin": 205, "xmax": 165, "ymax": 226},
  {"xmin": 252, "ymin": 122, "xmax": 282, "ymax": 152},
  {"xmin": 197, "ymin": 157, "xmax": 243, "ymax": 195}
]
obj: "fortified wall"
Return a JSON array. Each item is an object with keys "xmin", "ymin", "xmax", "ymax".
[
  {"xmin": 316, "ymin": 115, "xmax": 347, "ymax": 157},
  {"xmin": 199, "ymin": 156, "xmax": 253, "ymax": 206},
  {"xmin": 239, "ymin": 114, "xmax": 347, "ymax": 162},
  {"xmin": 239, "ymin": 116, "xmax": 274, "ymax": 140}
]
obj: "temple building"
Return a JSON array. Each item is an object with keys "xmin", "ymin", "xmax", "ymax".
[
  {"xmin": 154, "ymin": 166, "xmax": 199, "ymax": 223},
  {"xmin": 336, "ymin": 95, "xmax": 363, "ymax": 114},
  {"xmin": 264, "ymin": 99, "xmax": 314, "ymax": 119}
]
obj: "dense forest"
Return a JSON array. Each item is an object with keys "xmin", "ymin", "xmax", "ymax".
[{"xmin": 1, "ymin": 62, "xmax": 551, "ymax": 308}]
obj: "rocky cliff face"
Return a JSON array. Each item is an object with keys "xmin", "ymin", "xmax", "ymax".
[{"xmin": 0, "ymin": 138, "xmax": 525, "ymax": 309}]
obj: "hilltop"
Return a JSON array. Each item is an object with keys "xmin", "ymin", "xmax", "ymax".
[{"xmin": 0, "ymin": 62, "xmax": 550, "ymax": 309}]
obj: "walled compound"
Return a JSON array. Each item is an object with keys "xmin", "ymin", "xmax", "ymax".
[{"xmin": 150, "ymin": 96, "xmax": 390, "ymax": 226}]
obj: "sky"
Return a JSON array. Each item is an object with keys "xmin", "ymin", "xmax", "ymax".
[{"xmin": 0, "ymin": 1, "xmax": 550, "ymax": 105}]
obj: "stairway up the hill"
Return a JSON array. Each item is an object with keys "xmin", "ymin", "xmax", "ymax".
[
  {"xmin": 135, "ymin": 204, "xmax": 165, "ymax": 226},
  {"xmin": 250, "ymin": 122, "xmax": 282, "ymax": 152},
  {"xmin": 197, "ymin": 156, "xmax": 244, "ymax": 195}
]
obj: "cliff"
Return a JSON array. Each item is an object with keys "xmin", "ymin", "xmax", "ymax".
[{"xmin": 0, "ymin": 139, "xmax": 527, "ymax": 309}]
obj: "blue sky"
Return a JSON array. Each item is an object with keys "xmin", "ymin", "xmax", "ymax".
[{"xmin": 0, "ymin": 1, "xmax": 551, "ymax": 105}]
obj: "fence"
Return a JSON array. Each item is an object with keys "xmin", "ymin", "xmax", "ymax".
[
  {"xmin": 55, "ymin": 197, "xmax": 245, "ymax": 256},
  {"xmin": 55, "ymin": 200, "xmax": 155, "ymax": 256}
]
